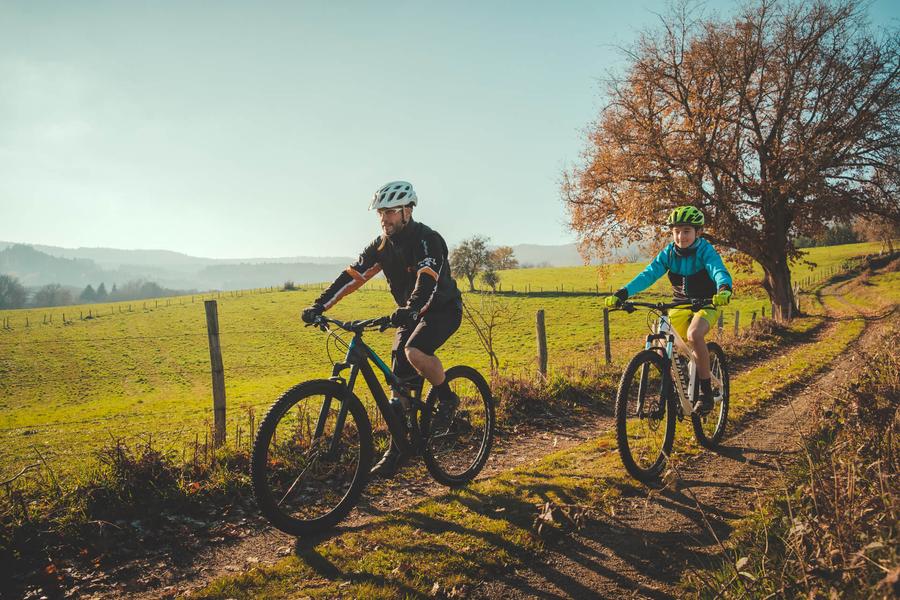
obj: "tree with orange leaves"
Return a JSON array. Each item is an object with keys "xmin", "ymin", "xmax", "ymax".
[{"xmin": 564, "ymin": 0, "xmax": 900, "ymax": 319}]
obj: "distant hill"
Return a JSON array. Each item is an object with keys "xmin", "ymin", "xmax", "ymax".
[
  {"xmin": 0, "ymin": 243, "xmax": 353, "ymax": 291},
  {"xmin": 509, "ymin": 241, "xmax": 647, "ymax": 268},
  {"xmin": 0, "ymin": 241, "xmax": 352, "ymax": 271},
  {"xmin": 0, "ymin": 239, "xmax": 647, "ymax": 292}
]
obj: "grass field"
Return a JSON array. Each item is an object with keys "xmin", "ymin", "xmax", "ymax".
[
  {"xmin": 188, "ymin": 266, "xmax": 888, "ymax": 600},
  {"xmin": 0, "ymin": 242, "xmax": 884, "ymax": 479}
]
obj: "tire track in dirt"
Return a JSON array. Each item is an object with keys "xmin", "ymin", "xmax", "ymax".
[{"xmin": 472, "ymin": 286, "xmax": 893, "ymax": 599}]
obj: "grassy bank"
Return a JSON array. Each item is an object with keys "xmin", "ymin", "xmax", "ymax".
[{"xmin": 682, "ymin": 321, "xmax": 899, "ymax": 599}]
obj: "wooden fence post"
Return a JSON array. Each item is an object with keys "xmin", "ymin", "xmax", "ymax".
[
  {"xmin": 751, "ymin": 311, "xmax": 756, "ymax": 326},
  {"xmin": 536, "ymin": 310, "xmax": 548, "ymax": 378},
  {"xmin": 602, "ymin": 308, "xmax": 612, "ymax": 365},
  {"xmin": 733, "ymin": 310, "xmax": 740, "ymax": 336},
  {"xmin": 205, "ymin": 301, "xmax": 227, "ymax": 447}
]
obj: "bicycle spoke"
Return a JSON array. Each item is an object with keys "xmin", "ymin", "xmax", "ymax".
[
  {"xmin": 252, "ymin": 383, "xmax": 371, "ymax": 535},
  {"xmin": 423, "ymin": 366, "xmax": 494, "ymax": 486}
]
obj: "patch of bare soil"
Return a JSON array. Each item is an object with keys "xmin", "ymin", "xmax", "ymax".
[
  {"xmin": 471, "ymin": 307, "xmax": 896, "ymax": 599},
  {"xmin": 51, "ymin": 409, "xmax": 608, "ymax": 600}
]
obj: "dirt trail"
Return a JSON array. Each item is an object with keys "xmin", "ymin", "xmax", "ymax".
[
  {"xmin": 72, "ymin": 275, "xmax": 887, "ymax": 600},
  {"xmin": 97, "ymin": 411, "xmax": 612, "ymax": 600},
  {"xmin": 473, "ymin": 295, "xmax": 895, "ymax": 598}
]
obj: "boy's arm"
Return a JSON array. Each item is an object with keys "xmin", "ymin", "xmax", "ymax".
[
  {"xmin": 620, "ymin": 247, "xmax": 670, "ymax": 299},
  {"xmin": 313, "ymin": 240, "xmax": 383, "ymax": 311},
  {"xmin": 702, "ymin": 243, "xmax": 733, "ymax": 292}
]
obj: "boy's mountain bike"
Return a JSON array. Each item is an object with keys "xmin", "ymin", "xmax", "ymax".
[
  {"xmin": 251, "ymin": 314, "xmax": 494, "ymax": 536},
  {"xmin": 611, "ymin": 299, "xmax": 730, "ymax": 483}
]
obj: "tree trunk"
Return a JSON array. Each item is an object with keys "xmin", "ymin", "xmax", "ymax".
[
  {"xmin": 466, "ymin": 274, "xmax": 475, "ymax": 292},
  {"xmin": 760, "ymin": 256, "xmax": 796, "ymax": 321}
]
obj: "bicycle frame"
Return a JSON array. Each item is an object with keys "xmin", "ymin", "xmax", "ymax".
[
  {"xmin": 639, "ymin": 311, "xmax": 724, "ymax": 417},
  {"xmin": 318, "ymin": 329, "xmax": 423, "ymax": 456}
]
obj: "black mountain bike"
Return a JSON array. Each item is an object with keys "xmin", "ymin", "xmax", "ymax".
[
  {"xmin": 251, "ymin": 314, "xmax": 494, "ymax": 536},
  {"xmin": 611, "ymin": 299, "xmax": 730, "ymax": 483}
]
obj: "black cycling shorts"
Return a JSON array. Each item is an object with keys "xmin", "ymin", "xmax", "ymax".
[{"xmin": 391, "ymin": 302, "xmax": 463, "ymax": 379}]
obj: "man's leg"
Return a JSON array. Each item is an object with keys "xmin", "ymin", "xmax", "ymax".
[
  {"xmin": 404, "ymin": 306, "xmax": 463, "ymax": 428},
  {"xmin": 369, "ymin": 325, "xmax": 416, "ymax": 479},
  {"xmin": 405, "ymin": 348, "xmax": 446, "ymax": 385}
]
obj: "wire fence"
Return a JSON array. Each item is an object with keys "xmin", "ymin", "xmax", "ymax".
[{"xmin": 0, "ymin": 256, "xmax": 870, "ymax": 482}]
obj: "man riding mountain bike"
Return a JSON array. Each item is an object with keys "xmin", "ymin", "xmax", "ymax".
[
  {"xmin": 605, "ymin": 205, "xmax": 734, "ymax": 415},
  {"xmin": 301, "ymin": 181, "xmax": 464, "ymax": 478}
]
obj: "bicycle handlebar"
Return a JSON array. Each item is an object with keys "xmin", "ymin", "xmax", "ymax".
[
  {"xmin": 307, "ymin": 314, "xmax": 393, "ymax": 333},
  {"xmin": 614, "ymin": 298, "xmax": 714, "ymax": 314}
]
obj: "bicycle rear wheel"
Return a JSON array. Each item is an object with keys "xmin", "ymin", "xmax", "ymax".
[
  {"xmin": 615, "ymin": 350, "xmax": 676, "ymax": 483},
  {"xmin": 251, "ymin": 380, "xmax": 373, "ymax": 536},
  {"xmin": 421, "ymin": 365, "xmax": 494, "ymax": 487},
  {"xmin": 691, "ymin": 342, "xmax": 730, "ymax": 448}
]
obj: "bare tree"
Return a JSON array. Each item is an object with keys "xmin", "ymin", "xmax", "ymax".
[
  {"xmin": 853, "ymin": 214, "xmax": 900, "ymax": 253},
  {"xmin": 564, "ymin": 0, "xmax": 900, "ymax": 319},
  {"xmin": 0, "ymin": 275, "xmax": 27, "ymax": 309},
  {"xmin": 490, "ymin": 246, "xmax": 519, "ymax": 270},
  {"xmin": 32, "ymin": 284, "xmax": 72, "ymax": 307},
  {"xmin": 451, "ymin": 235, "xmax": 491, "ymax": 292},
  {"xmin": 462, "ymin": 294, "xmax": 521, "ymax": 374},
  {"xmin": 481, "ymin": 268, "xmax": 500, "ymax": 292}
]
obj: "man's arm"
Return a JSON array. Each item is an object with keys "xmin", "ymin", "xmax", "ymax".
[
  {"xmin": 314, "ymin": 240, "xmax": 383, "ymax": 311},
  {"xmin": 404, "ymin": 233, "xmax": 444, "ymax": 316}
]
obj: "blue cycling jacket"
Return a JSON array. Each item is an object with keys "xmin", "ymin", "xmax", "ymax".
[{"xmin": 623, "ymin": 238, "xmax": 733, "ymax": 302}]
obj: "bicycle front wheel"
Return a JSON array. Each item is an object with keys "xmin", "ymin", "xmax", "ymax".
[
  {"xmin": 691, "ymin": 342, "xmax": 730, "ymax": 448},
  {"xmin": 421, "ymin": 365, "xmax": 494, "ymax": 487},
  {"xmin": 615, "ymin": 350, "xmax": 676, "ymax": 483},
  {"xmin": 251, "ymin": 380, "xmax": 373, "ymax": 536}
]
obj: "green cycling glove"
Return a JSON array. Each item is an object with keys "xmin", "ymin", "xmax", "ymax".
[
  {"xmin": 604, "ymin": 288, "xmax": 628, "ymax": 308},
  {"xmin": 712, "ymin": 289, "xmax": 732, "ymax": 306}
]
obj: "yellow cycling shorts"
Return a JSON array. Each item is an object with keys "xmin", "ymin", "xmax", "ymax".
[{"xmin": 669, "ymin": 306, "xmax": 720, "ymax": 341}]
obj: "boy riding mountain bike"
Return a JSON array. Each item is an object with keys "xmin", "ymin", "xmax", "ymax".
[
  {"xmin": 605, "ymin": 206, "xmax": 733, "ymax": 415},
  {"xmin": 301, "ymin": 180, "xmax": 463, "ymax": 478}
]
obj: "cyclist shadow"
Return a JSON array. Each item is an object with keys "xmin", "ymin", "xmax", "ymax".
[
  {"xmin": 709, "ymin": 444, "xmax": 792, "ymax": 471},
  {"xmin": 291, "ymin": 544, "xmax": 424, "ymax": 597}
]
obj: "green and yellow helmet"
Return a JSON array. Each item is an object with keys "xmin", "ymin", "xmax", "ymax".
[{"xmin": 666, "ymin": 205, "xmax": 705, "ymax": 227}]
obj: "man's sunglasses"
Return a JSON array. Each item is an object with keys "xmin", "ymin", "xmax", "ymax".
[{"xmin": 376, "ymin": 206, "xmax": 407, "ymax": 216}]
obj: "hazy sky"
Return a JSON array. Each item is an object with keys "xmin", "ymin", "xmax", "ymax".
[{"xmin": 2, "ymin": 1, "xmax": 898, "ymax": 259}]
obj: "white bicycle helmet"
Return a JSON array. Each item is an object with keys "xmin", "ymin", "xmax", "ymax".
[{"xmin": 369, "ymin": 181, "xmax": 418, "ymax": 210}]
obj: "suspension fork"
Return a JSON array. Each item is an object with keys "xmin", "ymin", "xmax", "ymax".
[{"xmin": 637, "ymin": 333, "xmax": 672, "ymax": 416}]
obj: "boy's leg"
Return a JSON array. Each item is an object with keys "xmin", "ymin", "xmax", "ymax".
[
  {"xmin": 686, "ymin": 314, "xmax": 711, "ymax": 378},
  {"xmin": 687, "ymin": 310, "xmax": 720, "ymax": 414}
]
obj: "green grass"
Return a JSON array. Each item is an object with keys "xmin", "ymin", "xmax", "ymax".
[
  {"xmin": 186, "ymin": 268, "xmax": 883, "ymax": 600},
  {"xmin": 680, "ymin": 319, "xmax": 899, "ymax": 599},
  {"xmin": 0, "ymin": 243, "xmax": 880, "ymax": 479}
]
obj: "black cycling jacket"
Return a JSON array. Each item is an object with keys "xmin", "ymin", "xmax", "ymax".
[{"xmin": 315, "ymin": 220, "xmax": 462, "ymax": 315}]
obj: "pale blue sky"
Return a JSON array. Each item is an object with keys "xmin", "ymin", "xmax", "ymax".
[{"xmin": 2, "ymin": 1, "xmax": 897, "ymax": 258}]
